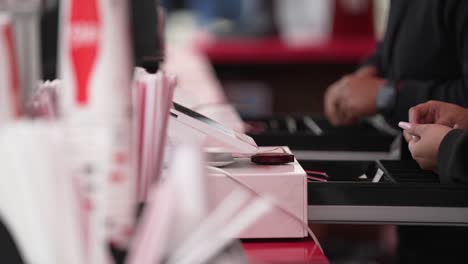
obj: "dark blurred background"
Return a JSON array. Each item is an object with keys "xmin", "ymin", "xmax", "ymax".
[{"xmin": 161, "ymin": 0, "xmax": 388, "ymax": 117}]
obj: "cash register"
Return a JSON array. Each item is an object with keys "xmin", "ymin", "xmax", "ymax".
[
  {"xmin": 169, "ymin": 103, "xmax": 468, "ymax": 228},
  {"xmin": 303, "ymin": 159, "xmax": 468, "ymax": 225}
]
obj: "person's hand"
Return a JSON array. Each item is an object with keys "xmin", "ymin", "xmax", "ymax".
[
  {"xmin": 324, "ymin": 74, "xmax": 386, "ymax": 126},
  {"xmin": 409, "ymin": 101, "xmax": 468, "ymax": 129},
  {"xmin": 354, "ymin": 65, "xmax": 379, "ymax": 77},
  {"xmin": 399, "ymin": 122, "xmax": 453, "ymax": 171}
]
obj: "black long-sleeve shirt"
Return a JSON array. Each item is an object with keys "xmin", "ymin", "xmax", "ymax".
[
  {"xmin": 396, "ymin": 129, "xmax": 468, "ymax": 262},
  {"xmin": 368, "ymin": 2, "xmax": 468, "ymax": 255},
  {"xmin": 364, "ymin": 0, "xmax": 468, "ymax": 126},
  {"xmin": 438, "ymin": 129, "xmax": 468, "ymax": 184}
]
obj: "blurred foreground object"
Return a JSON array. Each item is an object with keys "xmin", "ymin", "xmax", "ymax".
[
  {"xmin": 58, "ymin": 0, "xmax": 136, "ymax": 259},
  {"xmin": 132, "ymin": 68, "xmax": 176, "ymax": 201},
  {"xmin": 128, "ymin": 144, "xmax": 270, "ymax": 264},
  {"xmin": 6, "ymin": 0, "xmax": 42, "ymax": 106},
  {"xmin": 0, "ymin": 13, "xmax": 20, "ymax": 124},
  {"xmin": 0, "ymin": 122, "xmax": 85, "ymax": 264},
  {"xmin": 26, "ymin": 80, "xmax": 59, "ymax": 119}
]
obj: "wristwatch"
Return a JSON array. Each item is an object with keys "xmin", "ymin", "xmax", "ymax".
[{"xmin": 376, "ymin": 81, "xmax": 397, "ymax": 114}]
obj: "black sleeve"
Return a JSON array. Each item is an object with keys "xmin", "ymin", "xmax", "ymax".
[
  {"xmin": 437, "ymin": 129, "xmax": 468, "ymax": 184},
  {"xmin": 385, "ymin": 1, "xmax": 468, "ymax": 124},
  {"xmin": 360, "ymin": 42, "xmax": 384, "ymax": 75},
  {"xmin": 388, "ymin": 80, "xmax": 468, "ymax": 124}
]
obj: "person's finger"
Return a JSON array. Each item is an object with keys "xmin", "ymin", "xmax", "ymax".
[
  {"xmin": 338, "ymin": 115, "xmax": 358, "ymax": 126},
  {"xmin": 325, "ymin": 82, "xmax": 347, "ymax": 126},
  {"xmin": 355, "ymin": 66, "xmax": 377, "ymax": 77},
  {"xmin": 335, "ymin": 99, "xmax": 349, "ymax": 121},
  {"xmin": 407, "ymin": 135, "xmax": 436, "ymax": 170},
  {"xmin": 338, "ymin": 83, "xmax": 360, "ymax": 125},
  {"xmin": 398, "ymin": 121, "xmax": 411, "ymax": 130},
  {"xmin": 324, "ymin": 86, "xmax": 340, "ymax": 125},
  {"xmin": 400, "ymin": 122, "xmax": 427, "ymax": 137},
  {"xmin": 335, "ymin": 95, "xmax": 360, "ymax": 126},
  {"xmin": 326, "ymin": 100, "xmax": 341, "ymax": 126},
  {"xmin": 411, "ymin": 100, "xmax": 444, "ymax": 124},
  {"xmin": 340, "ymin": 107, "xmax": 359, "ymax": 126},
  {"xmin": 409, "ymin": 103, "xmax": 430, "ymax": 124},
  {"xmin": 409, "ymin": 106, "xmax": 421, "ymax": 124},
  {"xmin": 408, "ymin": 139, "xmax": 420, "ymax": 160},
  {"xmin": 402, "ymin": 130, "xmax": 412, "ymax": 143}
]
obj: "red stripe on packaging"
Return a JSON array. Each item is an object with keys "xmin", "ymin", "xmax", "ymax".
[
  {"xmin": 3, "ymin": 23, "xmax": 21, "ymax": 117},
  {"xmin": 69, "ymin": 0, "xmax": 101, "ymax": 105}
]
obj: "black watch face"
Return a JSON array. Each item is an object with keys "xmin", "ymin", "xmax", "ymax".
[{"xmin": 377, "ymin": 85, "xmax": 396, "ymax": 113}]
